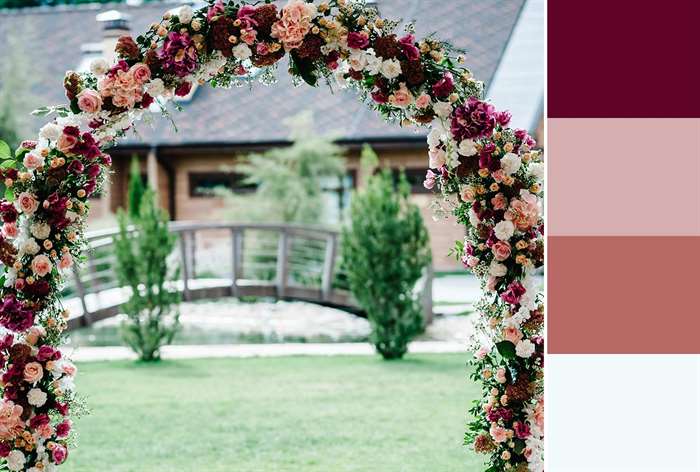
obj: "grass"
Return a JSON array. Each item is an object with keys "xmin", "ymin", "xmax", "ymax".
[{"xmin": 64, "ymin": 354, "xmax": 483, "ymax": 472}]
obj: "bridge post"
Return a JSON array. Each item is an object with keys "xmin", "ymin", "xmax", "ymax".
[
  {"xmin": 321, "ymin": 233, "xmax": 337, "ymax": 302},
  {"xmin": 179, "ymin": 231, "xmax": 191, "ymax": 301},
  {"xmin": 276, "ymin": 229, "xmax": 289, "ymax": 298},
  {"xmin": 231, "ymin": 228, "xmax": 243, "ymax": 297},
  {"xmin": 72, "ymin": 264, "xmax": 92, "ymax": 327}
]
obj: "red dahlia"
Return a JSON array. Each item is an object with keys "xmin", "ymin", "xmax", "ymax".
[
  {"xmin": 373, "ymin": 34, "xmax": 402, "ymax": 59},
  {"xmin": 251, "ymin": 4, "xmax": 278, "ymax": 38}
]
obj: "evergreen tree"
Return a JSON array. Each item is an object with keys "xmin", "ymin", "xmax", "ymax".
[{"xmin": 127, "ymin": 156, "xmax": 146, "ymax": 219}]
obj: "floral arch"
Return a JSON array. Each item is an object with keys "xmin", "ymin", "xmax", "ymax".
[{"xmin": 0, "ymin": 1, "xmax": 544, "ymax": 471}]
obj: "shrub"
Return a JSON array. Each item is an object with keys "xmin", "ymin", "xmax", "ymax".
[
  {"xmin": 341, "ymin": 145, "xmax": 431, "ymax": 359},
  {"xmin": 113, "ymin": 189, "xmax": 180, "ymax": 361}
]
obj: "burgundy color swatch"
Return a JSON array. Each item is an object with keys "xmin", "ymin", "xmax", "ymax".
[
  {"xmin": 548, "ymin": 1, "xmax": 700, "ymax": 117},
  {"xmin": 548, "ymin": 236, "xmax": 700, "ymax": 354}
]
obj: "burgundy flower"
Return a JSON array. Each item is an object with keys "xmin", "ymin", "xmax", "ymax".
[
  {"xmin": 55, "ymin": 401, "xmax": 70, "ymax": 416},
  {"xmin": 56, "ymin": 420, "xmax": 71, "ymax": 438},
  {"xmin": 347, "ymin": 32, "xmax": 370, "ymax": 49},
  {"xmin": 0, "ymin": 442, "xmax": 10, "ymax": 457},
  {"xmin": 20, "ymin": 140, "xmax": 37, "ymax": 150},
  {"xmin": 0, "ymin": 334, "xmax": 13, "ymax": 350},
  {"xmin": 206, "ymin": 0, "xmax": 224, "ymax": 22},
  {"xmin": 237, "ymin": 5, "xmax": 259, "ymax": 29},
  {"xmin": 450, "ymin": 97, "xmax": 497, "ymax": 141},
  {"xmin": 37, "ymin": 345, "xmax": 60, "ymax": 362},
  {"xmin": 496, "ymin": 110, "xmax": 512, "ymax": 127},
  {"xmin": 22, "ymin": 280, "xmax": 50, "ymax": 298},
  {"xmin": 501, "ymin": 281, "xmax": 526, "ymax": 305},
  {"xmin": 52, "ymin": 444, "xmax": 68, "ymax": 465},
  {"xmin": 371, "ymin": 88, "xmax": 389, "ymax": 104},
  {"xmin": 159, "ymin": 32, "xmax": 198, "ymax": 78},
  {"xmin": 67, "ymin": 159, "xmax": 85, "ymax": 174},
  {"xmin": 101, "ymin": 154, "xmax": 112, "ymax": 167},
  {"xmin": 84, "ymin": 179, "xmax": 97, "ymax": 196},
  {"xmin": 432, "ymin": 72, "xmax": 455, "ymax": 98},
  {"xmin": 513, "ymin": 420, "xmax": 531, "ymax": 439},
  {"xmin": 398, "ymin": 34, "xmax": 420, "ymax": 61},
  {"xmin": 487, "ymin": 407, "xmax": 513, "ymax": 423},
  {"xmin": 175, "ymin": 81, "xmax": 192, "ymax": 97},
  {"xmin": 115, "ymin": 35, "xmax": 140, "ymax": 60},
  {"xmin": 62, "ymin": 126, "xmax": 80, "ymax": 137},
  {"xmin": 0, "ymin": 295, "xmax": 34, "ymax": 332},
  {"xmin": 29, "ymin": 413, "xmax": 50, "ymax": 429},
  {"xmin": 324, "ymin": 51, "xmax": 339, "ymax": 69},
  {"xmin": 86, "ymin": 164, "xmax": 101, "ymax": 179},
  {"xmin": 0, "ymin": 201, "xmax": 18, "ymax": 223},
  {"xmin": 140, "ymin": 92, "xmax": 154, "ymax": 108}
]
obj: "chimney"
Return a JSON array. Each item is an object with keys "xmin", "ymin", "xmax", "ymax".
[{"xmin": 96, "ymin": 10, "xmax": 131, "ymax": 64}]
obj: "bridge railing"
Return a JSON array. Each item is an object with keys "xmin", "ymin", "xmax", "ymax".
[{"xmin": 62, "ymin": 221, "xmax": 433, "ymax": 330}]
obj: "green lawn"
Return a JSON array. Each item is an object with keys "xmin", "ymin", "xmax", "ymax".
[{"xmin": 64, "ymin": 354, "xmax": 483, "ymax": 472}]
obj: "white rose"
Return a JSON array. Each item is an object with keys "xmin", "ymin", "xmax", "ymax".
[
  {"xmin": 348, "ymin": 51, "xmax": 368, "ymax": 71},
  {"xmin": 364, "ymin": 50, "xmax": 382, "ymax": 75},
  {"xmin": 90, "ymin": 58, "xmax": 110, "ymax": 76},
  {"xmin": 489, "ymin": 260, "xmax": 507, "ymax": 277},
  {"xmin": 468, "ymin": 209, "xmax": 480, "ymax": 226},
  {"xmin": 39, "ymin": 123, "xmax": 62, "ymax": 141},
  {"xmin": 232, "ymin": 43, "xmax": 252, "ymax": 60},
  {"xmin": 178, "ymin": 5, "xmax": 193, "ymax": 24},
  {"xmin": 515, "ymin": 339, "xmax": 536, "ymax": 358},
  {"xmin": 21, "ymin": 238, "xmax": 40, "ymax": 256},
  {"xmin": 528, "ymin": 162, "xmax": 545, "ymax": 182},
  {"xmin": 30, "ymin": 222, "xmax": 50, "ymax": 240},
  {"xmin": 7, "ymin": 450, "xmax": 26, "ymax": 472},
  {"xmin": 379, "ymin": 58, "xmax": 401, "ymax": 79},
  {"xmin": 27, "ymin": 388, "xmax": 47, "ymax": 407},
  {"xmin": 500, "ymin": 152, "xmax": 522, "ymax": 175},
  {"xmin": 494, "ymin": 220, "xmax": 515, "ymax": 241},
  {"xmin": 426, "ymin": 128, "xmax": 442, "ymax": 147},
  {"xmin": 145, "ymin": 78, "xmax": 165, "ymax": 97},
  {"xmin": 433, "ymin": 101, "xmax": 453, "ymax": 118},
  {"xmin": 458, "ymin": 139, "xmax": 477, "ymax": 156}
]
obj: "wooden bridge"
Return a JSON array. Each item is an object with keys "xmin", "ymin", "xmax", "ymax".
[{"xmin": 62, "ymin": 222, "xmax": 433, "ymax": 330}]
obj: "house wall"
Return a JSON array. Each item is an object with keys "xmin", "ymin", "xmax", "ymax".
[{"xmin": 94, "ymin": 145, "xmax": 465, "ymax": 271}]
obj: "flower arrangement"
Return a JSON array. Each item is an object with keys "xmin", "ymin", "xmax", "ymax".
[{"xmin": 0, "ymin": 0, "xmax": 543, "ymax": 470}]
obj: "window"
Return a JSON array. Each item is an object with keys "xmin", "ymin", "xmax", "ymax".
[
  {"xmin": 189, "ymin": 172, "xmax": 256, "ymax": 197},
  {"xmin": 384, "ymin": 168, "xmax": 431, "ymax": 194},
  {"xmin": 320, "ymin": 171, "xmax": 355, "ymax": 223}
]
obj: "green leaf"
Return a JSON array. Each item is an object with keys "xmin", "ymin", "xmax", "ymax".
[
  {"xmin": 0, "ymin": 160, "xmax": 16, "ymax": 170},
  {"xmin": 4, "ymin": 187, "xmax": 15, "ymax": 202},
  {"xmin": 513, "ymin": 438, "xmax": 526, "ymax": 454},
  {"xmin": 495, "ymin": 340, "xmax": 516, "ymax": 359},
  {"xmin": 0, "ymin": 141, "xmax": 10, "ymax": 159}
]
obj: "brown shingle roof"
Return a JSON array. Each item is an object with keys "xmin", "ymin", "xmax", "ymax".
[{"xmin": 0, "ymin": 0, "xmax": 525, "ymax": 145}]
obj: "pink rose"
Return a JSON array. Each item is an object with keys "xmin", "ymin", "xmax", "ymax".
[
  {"xmin": 240, "ymin": 28, "xmax": 257, "ymax": 45},
  {"xmin": 31, "ymin": 254, "xmax": 52, "ymax": 277},
  {"xmin": 58, "ymin": 253, "xmax": 73, "ymax": 270},
  {"xmin": 112, "ymin": 93, "xmax": 135, "ymax": 109},
  {"xmin": 76, "ymin": 89, "xmax": 102, "ymax": 114},
  {"xmin": 23, "ymin": 362, "xmax": 43, "ymax": 384},
  {"xmin": 62, "ymin": 361, "xmax": 77, "ymax": 377},
  {"xmin": 271, "ymin": 0, "xmax": 316, "ymax": 51},
  {"xmin": 423, "ymin": 169, "xmax": 437, "ymax": 190},
  {"xmin": 389, "ymin": 83, "xmax": 413, "ymax": 108},
  {"xmin": 503, "ymin": 326, "xmax": 523, "ymax": 344},
  {"xmin": 489, "ymin": 424, "xmax": 508, "ymax": 443},
  {"xmin": 428, "ymin": 147, "xmax": 447, "ymax": 168},
  {"xmin": 495, "ymin": 367, "xmax": 507, "ymax": 384},
  {"xmin": 130, "ymin": 63, "xmax": 151, "ymax": 84},
  {"xmin": 347, "ymin": 31, "xmax": 370, "ymax": 49},
  {"xmin": 460, "ymin": 186, "xmax": 476, "ymax": 202},
  {"xmin": 465, "ymin": 255, "xmax": 479, "ymax": 268},
  {"xmin": 415, "ymin": 93, "xmax": 431, "ymax": 109},
  {"xmin": 37, "ymin": 422, "xmax": 53, "ymax": 439},
  {"xmin": 52, "ymin": 444, "xmax": 68, "ymax": 464},
  {"xmin": 506, "ymin": 197, "xmax": 539, "ymax": 231},
  {"xmin": 486, "ymin": 276, "xmax": 498, "ymax": 292},
  {"xmin": 23, "ymin": 151, "xmax": 45, "ymax": 170},
  {"xmin": 491, "ymin": 240, "xmax": 511, "ymax": 261},
  {"xmin": 0, "ymin": 401, "xmax": 24, "ymax": 440},
  {"xmin": 491, "ymin": 169, "xmax": 505, "ymax": 183},
  {"xmin": 2, "ymin": 223, "xmax": 17, "ymax": 239},
  {"xmin": 25, "ymin": 326, "xmax": 45, "ymax": 346},
  {"xmin": 475, "ymin": 347, "xmax": 489, "ymax": 360},
  {"xmin": 17, "ymin": 192, "xmax": 39, "ymax": 215},
  {"xmin": 491, "ymin": 192, "xmax": 507, "ymax": 211}
]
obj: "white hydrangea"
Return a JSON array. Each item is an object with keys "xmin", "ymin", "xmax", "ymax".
[
  {"xmin": 364, "ymin": 50, "xmax": 382, "ymax": 75},
  {"xmin": 30, "ymin": 222, "xmax": 50, "ymax": 240},
  {"xmin": 178, "ymin": 5, "xmax": 193, "ymax": 23},
  {"xmin": 489, "ymin": 260, "xmax": 507, "ymax": 277},
  {"xmin": 528, "ymin": 162, "xmax": 545, "ymax": 182},
  {"xmin": 232, "ymin": 44, "xmax": 252, "ymax": 60},
  {"xmin": 145, "ymin": 78, "xmax": 166, "ymax": 97},
  {"xmin": 433, "ymin": 101, "xmax": 453, "ymax": 118},
  {"xmin": 89, "ymin": 58, "xmax": 110, "ymax": 76},
  {"xmin": 515, "ymin": 339, "xmax": 536, "ymax": 358},
  {"xmin": 39, "ymin": 123, "xmax": 62, "ymax": 141},
  {"xmin": 27, "ymin": 388, "xmax": 47, "ymax": 407},
  {"xmin": 458, "ymin": 139, "xmax": 477, "ymax": 156},
  {"xmin": 494, "ymin": 220, "xmax": 515, "ymax": 241},
  {"xmin": 379, "ymin": 58, "xmax": 401, "ymax": 79},
  {"xmin": 500, "ymin": 152, "xmax": 522, "ymax": 175},
  {"xmin": 7, "ymin": 450, "xmax": 26, "ymax": 472},
  {"xmin": 21, "ymin": 238, "xmax": 40, "ymax": 256}
]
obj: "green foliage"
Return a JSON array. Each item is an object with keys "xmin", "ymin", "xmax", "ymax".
[
  {"xmin": 113, "ymin": 189, "xmax": 180, "ymax": 361},
  {"xmin": 341, "ymin": 146, "xmax": 431, "ymax": 359},
  {"xmin": 218, "ymin": 111, "xmax": 345, "ymax": 225},
  {"xmin": 127, "ymin": 156, "xmax": 146, "ymax": 219}
]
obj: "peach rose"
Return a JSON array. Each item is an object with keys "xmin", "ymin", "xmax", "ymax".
[
  {"xmin": 25, "ymin": 326, "xmax": 46, "ymax": 346},
  {"xmin": 505, "ymin": 196, "xmax": 539, "ymax": 231},
  {"xmin": 503, "ymin": 326, "xmax": 523, "ymax": 344},
  {"xmin": 460, "ymin": 185, "xmax": 476, "ymax": 202},
  {"xmin": 77, "ymin": 89, "xmax": 102, "ymax": 114},
  {"xmin": 389, "ymin": 83, "xmax": 413, "ymax": 108},
  {"xmin": 130, "ymin": 63, "xmax": 151, "ymax": 84},
  {"xmin": 58, "ymin": 253, "xmax": 73, "ymax": 270},
  {"xmin": 0, "ymin": 401, "xmax": 24, "ymax": 440},
  {"xmin": 415, "ymin": 93, "xmax": 431, "ymax": 109},
  {"xmin": 17, "ymin": 192, "xmax": 39, "ymax": 215},
  {"xmin": 240, "ymin": 28, "xmax": 257, "ymax": 45},
  {"xmin": 112, "ymin": 92, "xmax": 136, "ymax": 109},
  {"xmin": 57, "ymin": 133, "xmax": 78, "ymax": 154},
  {"xmin": 23, "ymin": 362, "xmax": 43, "ymax": 384},
  {"xmin": 31, "ymin": 254, "xmax": 53, "ymax": 277},
  {"xmin": 2, "ymin": 223, "xmax": 17, "ymax": 239},
  {"xmin": 37, "ymin": 422, "xmax": 53, "ymax": 439},
  {"xmin": 491, "ymin": 240, "xmax": 512, "ymax": 261},
  {"xmin": 491, "ymin": 193, "xmax": 507, "ymax": 211},
  {"xmin": 23, "ymin": 151, "xmax": 45, "ymax": 170},
  {"xmin": 489, "ymin": 424, "xmax": 508, "ymax": 443},
  {"xmin": 491, "ymin": 169, "xmax": 505, "ymax": 183},
  {"xmin": 271, "ymin": 0, "xmax": 317, "ymax": 51},
  {"xmin": 495, "ymin": 367, "xmax": 507, "ymax": 384}
]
